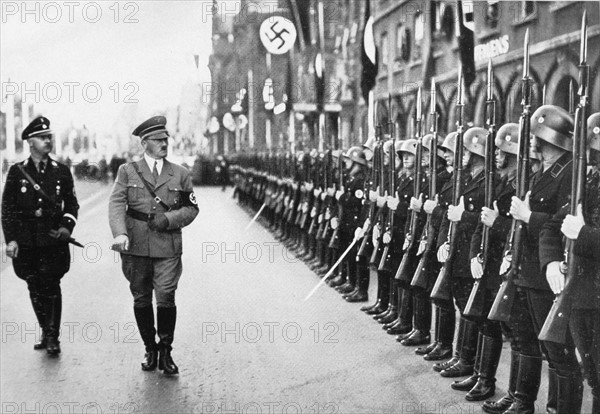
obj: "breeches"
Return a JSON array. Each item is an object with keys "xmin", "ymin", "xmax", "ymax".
[{"xmin": 121, "ymin": 254, "xmax": 182, "ymax": 308}]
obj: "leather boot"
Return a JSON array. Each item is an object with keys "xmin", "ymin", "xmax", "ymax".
[
  {"xmin": 157, "ymin": 307, "xmax": 179, "ymax": 375},
  {"xmin": 441, "ymin": 317, "xmax": 477, "ymax": 377},
  {"xmin": 433, "ymin": 314, "xmax": 464, "ymax": 371},
  {"xmin": 556, "ymin": 373, "xmax": 583, "ymax": 414},
  {"xmin": 375, "ymin": 278, "xmax": 398, "ymax": 324},
  {"xmin": 592, "ymin": 394, "xmax": 599, "ymax": 414},
  {"xmin": 452, "ymin": 332, "xmax": 483, "ymax": 390},
  {"xmin": 364, "ymin": 270, "xmax": 389, "ymax": 314},
  {"xmin": 425, "ymin": 305, "xmax": 454, "ymax": 361},
  {"xmin": 504, "ymin": 354, "xmax": 542, "ymax": 414},
  {"xmin": 44, "ymin": 294, "xmax": 62, "ymax": 355},
  {"xmin": 134, "ymin": 306, "xmax": 158, "ymax": 371},
  {"xmin": 466, "ymin": 334, "xmax": 503, "ymax": 401},
  {"xmin": 345, "ymin": 261, "xmax": 369, "ymax": 302},
  {"xmin": 401, "ymin": 294, "xmax": 430, "ymax": 346},
  {"xmin": 547, "ymin": 368, "xmax": 558, "ymax": 414},
  {"xmin": 482, "ymin": 350, "xmax": 519, "ymax": 413},
  {"xmin": 30, "ymin": 294, "xmax": 47, "ymax": 350},
  {"xmin": 417, "ymin": 305, "xmax": 440, "ymax": 355},
  {"xmin": 336, "ymin": 260, "xmax": 356, "ymax": 294}
]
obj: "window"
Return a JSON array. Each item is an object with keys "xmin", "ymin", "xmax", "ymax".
[
  {"xmin": 511, "ymin": 1, "xmax": 537, "ymax": 24},
  {"xmin": 381, "ymin": 32, "xmax": 389, "ymax": 69},
  {"xmin": 485, "ymin": 1, "xmax": 499, "ymax": 28},
  {"xmin": 414, "ymin": 12, "xmax": 424, "ymax": 60}
]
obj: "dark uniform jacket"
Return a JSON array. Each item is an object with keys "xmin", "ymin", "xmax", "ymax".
[
  {"xmin": 514, "ymin": 152, "xmax": 572, "ymax": 290},
  {"xmin": 539, "ymin": 170, "xmax": 600, "ymax": 309},
  {"xmin": 109, "ymin": 159, "xmax": 199, "ymax": 258},
  {"xmin": 433, "ymin": 170, "xmax": 457, "ymax": 250},
  {"xmin": 470, "ymin": 174, "xmax": 514, "ymax": 289},
  {"xmin": 438, "ymin": 169, "xmax": 485, "ymax": 279},
  {"xmin": 2, "ymin": 157, "xmax": 78, "ymax": 247},
  {"xmin": 339, "ymin": 170, "xmax": 366, "ymax": 235}
]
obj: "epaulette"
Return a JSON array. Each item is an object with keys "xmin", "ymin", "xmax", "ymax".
[{"xmin": 550, "ymin": 158, "xmax": 572, "ymax": 179}]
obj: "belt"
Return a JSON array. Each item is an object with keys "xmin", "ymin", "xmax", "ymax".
[{"xmin": 127, "ymin": 208, "xmax": 151, "ymax": 222}]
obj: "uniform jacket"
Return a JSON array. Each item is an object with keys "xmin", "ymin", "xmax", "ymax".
[
  {"xmin": 109, "ymin": 159, "xmax": 199, "ymax": 258},
  {"xmin": 433, "ymin": 169, "xmax": 455, "ymax": 249},
  {"xmin": 514, "ymin": 152, "xmax": 572, "ymax": 290},
  {"xmin": 439, "ymin": 169, "xmax": 485, "ymax": 279},
  {"xmin": 339, "ymin": 170, "xmax": 366, "ymax": 235},
  {"xmin": 2, "ymin": 157, "xmax": 78, "ymax": 247},
  {"xmin": 470, "ymin": 174, "xmax": 514, "ymax": 289},
  {"xmin": 539, "ymin": 170, "xmax": 600, "ymax": 309}
]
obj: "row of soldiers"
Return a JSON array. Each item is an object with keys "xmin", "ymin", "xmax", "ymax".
[{"xmin": 230, "ymin": 24, "xmax": 598, "ymax": 414}]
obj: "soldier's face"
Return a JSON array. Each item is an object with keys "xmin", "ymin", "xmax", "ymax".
[
  {"xmin": 421, "ymin": 150, "xmax": 430, "ymax": 168},
  {"xmin": 402, "ymin": 153, "xmax": 415, "ymax": 170},
  {"xmin": 462, "ymin": 149, "xmax": 472, "ymax": 168},
  {"xmin": 143, "ymin": 138, "xmax": 168, "ymax": 159},
  {"xmin": 443, "ymin": 149, "xmax": 454, "ymax": 166},
  {"xmin": 28, "ymin": 134, "xmax": 53, "ymax": 155},
  {"xmin": 495, "ymin": 148, "xmax": 508, "ymax": 169}
]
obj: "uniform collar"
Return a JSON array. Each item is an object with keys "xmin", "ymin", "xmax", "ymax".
[{"xmin": 144, "ymin": 153, "xmax": 164, "ymax": 174}]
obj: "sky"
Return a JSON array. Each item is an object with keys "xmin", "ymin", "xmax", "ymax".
[{"xmin": 1, "ymin": 0, "xmax": 216, "ymax": 136}]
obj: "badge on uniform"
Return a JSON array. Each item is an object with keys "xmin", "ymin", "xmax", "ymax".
[
  {"xmin": 34, "ymin": 208, "xmax": 43, "ymax": 217},
  {"xmin": 189, "ymin": 193, "xmax": 197, "ymax": 205},
  {"xmin": 355, "ymin": 189, "xmax": 364, "ymax": 199}
]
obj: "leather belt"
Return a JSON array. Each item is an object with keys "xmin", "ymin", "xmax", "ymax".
[{"xmin": 126, "ymin": 208, "xmax": 151, "ymax": 222}]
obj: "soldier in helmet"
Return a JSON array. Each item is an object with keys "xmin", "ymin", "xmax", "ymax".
[
  {"xmin": 422, "ymin": 132, "xmax": 457, "ymax": 362},
  {"xmin": 538, "ymin": 112, "xmax": 600, "ymax": 414},
  {"xmin": 330, "ymin": 146, "xmax": 368, "ymax": 296},
  {"xmin": 2, "ymin": 116, "xmax": 79, "ymax": 356},
  {"xmin": 497, "ymin": 105, "xmax": 580, "ymax": 413},
  {"xmin": 109, "ymin": 116, "xmax": 199, "ymax": 375},
  {"xmin": 435, "ymin": 127, "xmax": 488, "ymax": 381}
]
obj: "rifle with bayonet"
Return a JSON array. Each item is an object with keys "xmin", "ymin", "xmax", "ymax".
[
  {"xmin": 538, "ymin": 13, "xmax": 589, "ymax": 343},
  {"xmin": 358, "ymin": 129, "xmax": 381, "ymax": 258},
  {"xmin": 412, "ymin": 79, "xmax": 439, "ymax": 289},
  {"xmin": 329, "ymin": 124, "xmax": 345, "ymax": 250},
  {"xmin": 431, "ymin": 68, "xmax": 467, "ymax": 302},
  {"xmin": 488, "ymin": 30, "xmax": 533, "ymax": 322},
  {"xmin": 465, "ymin": 59, "xmax": 497, "ymax": 317},
  {"xmin": 398, "ymin": 88, "xmax": 424, "ymax": 285},
  {"xmin": 370, "ymin": 125, "xmax": 387, "ymax": 267}
]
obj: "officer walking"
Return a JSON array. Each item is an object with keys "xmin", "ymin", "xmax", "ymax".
[
  {"xmin": 109, "ymin": 116, "xmax": 199, "ymax": 375},
  {"xmin": 2, "ymin": 116, "xmax": 79, "ymax": 355}
]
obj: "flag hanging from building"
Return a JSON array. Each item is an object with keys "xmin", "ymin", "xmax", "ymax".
[
  {"xmin": 287, "ymin": 0, "xmax": 311, "ymax": 51},
  {"xmin": 361, "ymin": 0, "xmax": 378, "ymax": 103},
  {"xmin": 456, "ymin": 1, "xmax": 475, "ymax": 88}
]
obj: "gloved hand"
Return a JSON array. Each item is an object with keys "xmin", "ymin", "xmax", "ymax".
[
  {"xmin": 410, "ymin": 193, "xmax": 424, "ymax": 212},
  {"xmin": 546, "ymin": 261, "xmax": 565, "ymax": 295},
  {"xmin": 354, "ymin": 227, "xmax": 365, "ymax": 241},
  {"xmin": 111, "ymin": 234, "xmax": 129, "ymax": 252},
  {"xmin": 423, "ymin": 194, "xmax": 439, "ymax": 214},
  {"xmin": 471, "ymin": 257, "xmax": 483, "ymax": 279},
  {"xmin": 50, "ymin": 227, "xmax": 71, "ymax": 241},
  {"xmin": 6, "ymin": 241, "xmax": 19, "ymax": 258},
  {"xmin": 387, "ymin": 192, "xmax": 400, "ymax": 211},
  {"xmin": 382, "ymin": 231, "xmax": 391, "ymax": 244},
  {"xmin": 330, "ymin": 217, "xmax": 339, "ymax": 230},
  {"xmin": 148, "ymin": 213, "xmax": 169, "ymax": 232},
  {"xmin": 369, "ymin": 187, "xmax": 379, "ymax": 202},
  {"xmin": 437, "ymin": 242, "xmax": 449, "ymax": 263}
]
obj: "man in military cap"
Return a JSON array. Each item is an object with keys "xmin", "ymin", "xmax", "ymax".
[
  {"xmin": 109, "ymin": 115, "xmax": 199, "ymax": 375},
  {"xmin": 2, "ymin": 116, "xmax": 79, "ymax": 355}
]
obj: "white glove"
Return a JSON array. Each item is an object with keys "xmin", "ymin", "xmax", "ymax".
[
  {"xmin": 369, "ymin": 188, "xmax": 379, "ymax": 202},
  {"xmin": 437, "ymin": 242, "xmax": 449, "ymax": 263},
  {"xmin": 387, "ymin": 193, "xmax": 400, "ymax": 211},
  {"xmin": 499, "ymin": 255, "xmax": 511, "ymax": 276},
  {"xmin": 335, "ymin": 188, "xmax": 344, "ymax": 200},
  {"xmin": 354, "ymin": 227, "xmax": 365, "ymax": 241},
  {"xmin": 470, "ymin": 257, "xmax": 483, "ymax": 279},
  {"xmin": 382, "ymin": 231, "xmax": 391, "ymax": 244},
  {"xmin": 330, "ymin": 217, "xmax": 339, "ymax": 229}
]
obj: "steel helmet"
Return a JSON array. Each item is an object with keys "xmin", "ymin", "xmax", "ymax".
[
  {"xmin": 588, "ymin": 112, "xmax": 600, "ymax": 152},
  {"xmin": 495, "ymin": 123, "xmax": 519, "ymax": 156},
  {"xmin": 441, "ymin": 132, "xmax": 458, "ymax": 153},
  {"xmin": 462, "ymin": 127, "xmax": 487, "ymax": 157},
  {"xmin": 422, "ymin": 134, "xmax": 445, "ymax": 157},
  {"xmin": 382, "ymin": 139, "xmax": 394, "ymax": 155},
  {"xmin": 396, "ymin": 138, "xmax": 418, "ymax": 155},
  {"xmin": 530, "ymin": 105, "xmax": 573, "ymax": 151},
  {"xmin": 344, "ymin": 146, "xmax": 368, "ymax": 166}
]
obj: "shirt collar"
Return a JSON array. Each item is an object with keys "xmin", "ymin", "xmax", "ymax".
[{"xmin": 144, "ymin": 153, "xmax": 164, "ymax": 173}]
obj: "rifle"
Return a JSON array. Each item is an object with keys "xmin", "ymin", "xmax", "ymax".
[
  {"xmin": 488, "ymin": 30, "xmax": 533, "ymax": 322},
  {"xmin": 431, "ymin": 68, "xmax": 466, "ymax": 302},
  {"xmin": 358, "ymin": 130, "xmax": 381, "ymax": 258},
  {"xmin": 465, "ymin": 59, "xmax": 497, "ymax": 317},
  {"xmin": 538, "ymin": 13, "xmax": 588, "ymax": 343},
  {"xmin": 412, "ymin": 79, "xmax": 439, "ymax": 289},
  {"xmin": 307, "ymin": 152, "xmax": 322, "ymax": 236},
  {"xmin": 329, "ymin": 119, "xmax": 345, "ymax": 250},
  {"xmin": 370, "ymin": 125, "xmax": 387, "ymax": 267},
  {"xmin": 379, "ymin": 95, "xmax": 397, "ymax": 272},
  {"xmin": 398, "ymin": 88, "xmax": 424, "ymax": 285},
  {"xmin": 316, "ymin": 149, "xmax": 333, "ymax": 241}
]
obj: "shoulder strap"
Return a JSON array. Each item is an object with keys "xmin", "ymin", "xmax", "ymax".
[
  {"xmin": 16, "ymin": 164, "xmax": 55, "ymax": 205},
  {"xmin": 129, "ymin": 162, "xmax": 172, "ymax": 211}
]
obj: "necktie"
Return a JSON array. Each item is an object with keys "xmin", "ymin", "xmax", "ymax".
[
  {"xmin": 38, "ymin": 161, "xmax": 45, "ymax": 174},
  {"xmin": 152, "ymin": 161, "xmax": 159, "ymax": 182}
]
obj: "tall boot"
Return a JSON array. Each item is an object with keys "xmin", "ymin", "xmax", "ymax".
[
  {"xmin": 401, "ymin": 294, "xmax": 430, "ymax": 346},
  {"xmin": 417, "ymin": 304, "xmax": 439, "ymax": 355},
  {"xmin": 30, "ymin": 294, "xmax": 47, "ymax": 350},
  {"xmin": 441, "ymin": 317, "xmax": 477, "ymax": 377},
  {"xmin": 376, "ymin": 278, "xmax": 398, "ymax": 323},
  {"xmin": 44, "ymin": 294, "xmax": 62, "ymax": 355},
  {"xmin": 384, "ymin": 285, "xmax": 412, "ymax": 335},
  {"xmin": 364, "ymin": 270, "xmax": 389, "ymax": 314},
  {"xmin": 133, "ymin": 306, "xmax": 158, "ymax": 371},
  {"xmin": 556, "ymin": 373, "xmax": 583, "ymax": 414},
  {"xmin": 434, "ymin": 312, "xmax": 464, "ymax": 371},
  {"xmin": 425, "ymin": 304, "xmax": 454, "ymax": 361},
  {"xmin": 465, "ymin": 334, "xmax": 503, "ymax": 401},
  {"xmin": 504, "ymin": 354, "xmax": 543, "ymax": 414},
  {"xmin": 547, "ymin": 368, "xmax": 558, "ymax": 414},
  {"xmin": 452, "ymin": 331, "xmax": 483, "ymax": 390},
  {"xmin": 336, "ymin": 259, "xmax": 356, "ymax": 294},
  {"xmin": 482, "ymin": 350, "xmax": 520, "ymax": 413},
  {"xmin": 345, "ymin": 259, "xmax": 369, "ymax": 302},
  {"xmin": 157, "ymin": 307, "xmax": 179, "ymax": 375}
]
